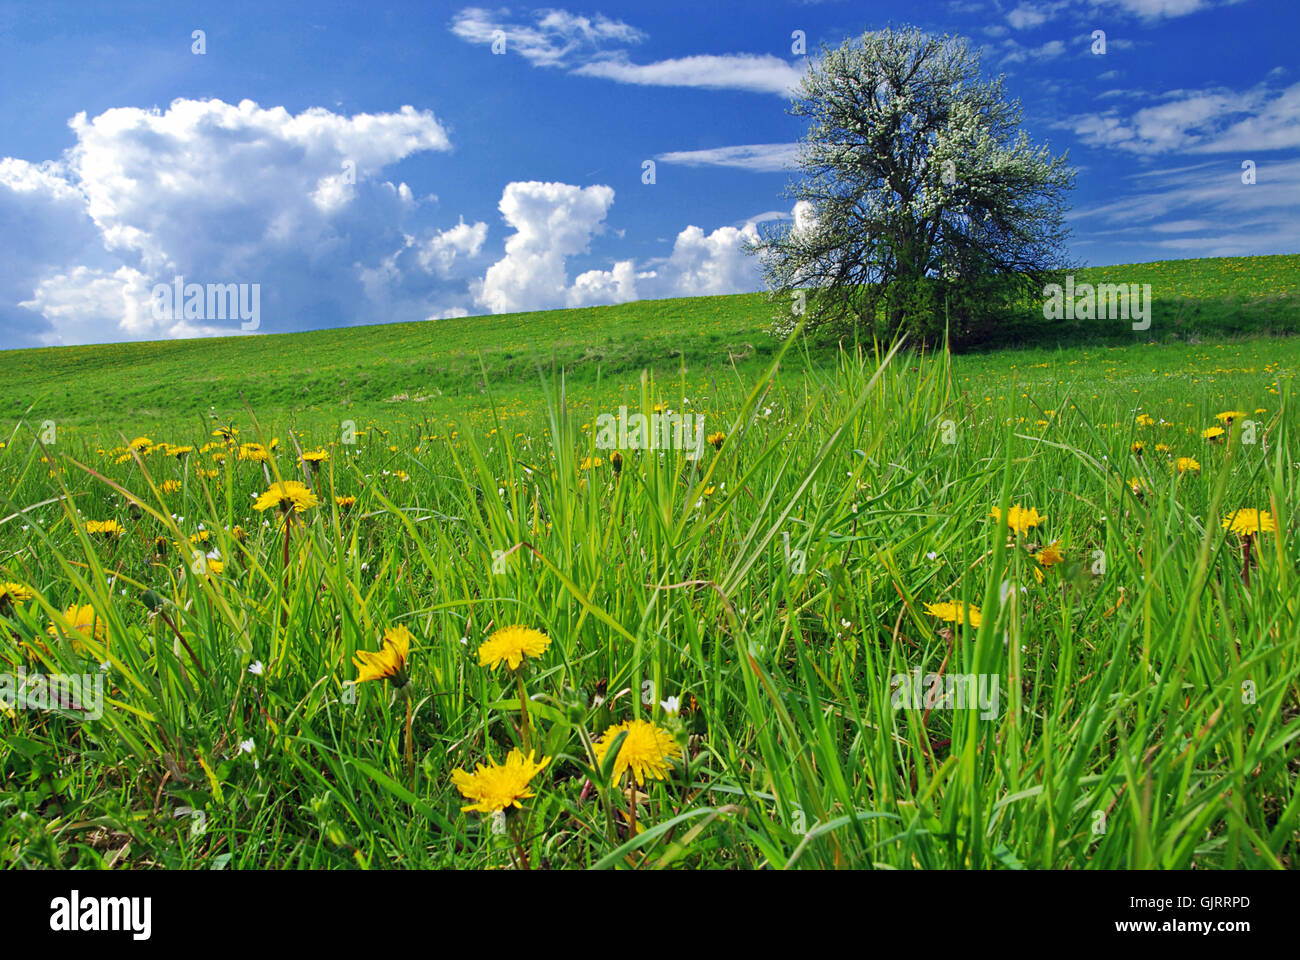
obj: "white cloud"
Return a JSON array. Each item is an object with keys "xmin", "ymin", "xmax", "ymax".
[
  {"xmin": 573, "ymin": 53, "xmax": 805, "ymax": 96},
  {"xmin": 0, "ymin": 98, "xmax": 476, "ymax": 346},
  {"xmin": 449, "ymin": 7, "xmax": 804, "ymax": 96},
  {"xmin": 647, "ymin": 222, "xmax": 761, "ymax": 297},
  {"xmin": 1071, "ymin": 158, "xmax": 1300, "ymax": 257},
  {"xmin": 656, "ymin": 143, "xmax": 798, "ymax": 173},
  {"xmin": 1095, "ymin": 0, "xmax": 1207, "ymax": 19},
  {"xmin": 472, "ymin": 182, "xmax": 801, "ymax": 312},
  {"xmin": 475, "ymin": 181, "xmax": 617, "ymax": 313},
  {"xmin": 419, "ymin": 217, "xmax": 489, "ymax": 275},
  {"xmin": 1007, "ymin": 2, "xmax": 1068, "ymax": 30},
  {"xmin": 449, "ymin": 6, "xmax": 645, "ymax": 66},
  {"xmin": 1067, "ymin": 82, "xmax": 1300, "ymax": 154},
  {"xmin": 570, "ymin": 260, "xmax": 638, "ymax": 306}
]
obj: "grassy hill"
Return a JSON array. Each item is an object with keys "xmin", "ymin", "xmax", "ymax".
[
  {"xmin": 1, "ymin": 254, "xmax": 1297, "ymax": 437},
  {"xmin": 0, "ymin": 253, "xmax": 1296, "ymax": 870}
]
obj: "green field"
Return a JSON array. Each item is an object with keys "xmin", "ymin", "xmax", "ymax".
[
  {"xmin": 0, "ymin": 254, "xmax": 1297, "ymax": 869},
  {"xmin": 3, "ymin": 254, "xmax": 1297, "ymax": 438}
]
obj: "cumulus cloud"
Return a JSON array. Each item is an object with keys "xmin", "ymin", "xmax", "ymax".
[
  {"xmin": 0, "ymin": 98, "xmax": 484, "ymax": 346},
  {"xmin": 473, "ymin": 181, "xmax": 794, "ymax": 313},
  {"xmin": 475, "ymin": 181, "xmax": 618, "ymax": 313}
]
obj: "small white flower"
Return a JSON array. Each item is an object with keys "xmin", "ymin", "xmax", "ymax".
[
  {"xmin": 926, "ymin": 551, "xmax": 938, "ymax": 560},
  {"xmin": 248, "ymin": 661, "xmax": 264, "ymax": 676},
  {"xmin": 660, "ymin": 695, "xmax": 681, "ymax": 716}
]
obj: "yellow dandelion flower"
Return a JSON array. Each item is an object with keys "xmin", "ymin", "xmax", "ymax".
[
  {"xmin": 451, "ymin": 748, "xmax": 550, "ymax": 813},
  {"xmin": 1035, "ymin": 541, "xmax": 1064, "ymax": 569},
  {"xmin": 990, "ymin": 505, "xmax": 1044, "ymax": 534},
  {"xmin": 1214, "ymin": 410, "xmax": 1248, "ymax": 424},
  {"xmin": 1221, "ymin": 509, "xmax": 1275, "ymax": 537},
  {"xmin": 592, "ymin": 719, "xmax": 682, "ymax": 787},
  {"xmin": 85, "ymin": 520, "xmax": 124, "ymax": 536},
  {"xmin": 707, "ymin": 431, "xmax": 726, "ymax": 450},
  {"xmin": 477, "ymin": 624, "xmax": 551, "ymax": 671},
  {"xmin": 0, "ymin": 582, "xmax": 34, "ymax": 605},
  {"xmin": 1174, "ymin": 457, "xmax": 1200, "ymax": 473},
  {"xmin": 1202, "ymin": 426, "xmax": 1225, "ymax": 441},
  {"xmin": 47, "ymin": 603, "xmax": 107, "ymax": 652},
  {"xmin": 924, "ymin": 601, "xmax": 983, "ymax": 628},
  {"xmin": 335, "ymin": 495, "xmax": 357, "ymax": 510},
  {"xmin": 352, "ymin": 624, "xmax": 412, "ymax": 685},
  {"xmin": 302, "ymin": 449, "xmax": 329, "ymax": 463},
  {"xmin": 253, "ymin": 480, "xmax": 320, "ymax": 513}
]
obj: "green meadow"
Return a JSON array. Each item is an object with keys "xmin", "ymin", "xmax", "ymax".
[{"xmin": 0, "ymin": 253, "xmax": 1296, "ymax": 869}]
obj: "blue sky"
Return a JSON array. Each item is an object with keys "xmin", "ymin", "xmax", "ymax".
[{"xmin": 0, "ymin": 0, "xmax": 1296, "ymax": 347}]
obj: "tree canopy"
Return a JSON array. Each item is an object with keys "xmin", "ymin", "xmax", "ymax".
[{"xmin": 753, "ymin": 25, "xmax": 1077, "ymax": 345}]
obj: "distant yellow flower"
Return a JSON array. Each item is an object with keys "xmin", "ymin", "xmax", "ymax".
[
  {"xmin": 593, "ymin": 719, "xmax": 682, "ymax": 786},
  {"xmin": 254, "ymin": 480, "xmax": 319, "ymax": 514},
  {"xmin": 1214, "ymin": 410, "xmax": 1248, "ymax": 424},
  {"xmin": 707, "ymin": 431, "xmax": 726, "ymax": 450},
  {"xmin": 1222, "ymin": 509, "xmax": 1275, "ymax": 537},
  {"xmin": 451, "ymin": 748, "xmax": 550, "ymax": 813},
  {"xmin": 85, "ymin": 520, "xmax": 124, "ymax": 536},
  {"xmin": 1202, "ymin": 426, "xmax": 1225, "ymax": 441},
  {"xmin": 1128, "ymin": 476, "xmax": 1148, "ymax": 497},
  {"xmin": 1174, "ymin": 457, "xmax": 1200, "ymax": 473},
  {"xmin": 579, "ymin": 456, "xmax": 603, "ymax": 471},
  {"xmin": 301, "ymin": 449, "xmax": 329, "ymax": 464},
  {"xmin": 1154, "ymin": 443, "xmax": 1171, "ymax": 453},
  {"xmin": 170, "ymin": 446, "xmax": 193, "ymax": 458},
  {"xmin": 352, "ymin": 624, "xmax": 412, "ymax": 685},
  {"xmin": 477, "ymin": 624, "xmax": 551, "ymax": 671},
  {"xmin": 160, "ymin": 479, "xmax": 182, "ymax": 494},
  {"xmin": 990, "ymin": 505, "xmax": 1044, "ymax": 534},
  {"xmin": 335, "ymin": 495, "xmax": 357, "ymax": 510},
  {"xmin": 1130, "ymin": 440, "xmax": 1145, "ymax": 454},
  {"xmin": 189, "ymin": 530, "xmax": 211, "ymax": 544},
  {"xmin": 128, "ymin": 436, "xmax": 152, "ymax": 452},
  {"xmin": 1135, "ymin": 414, "xmax": 1155, "ymax": 427},
  {"xmin": 239, "ymin": 442, "xmax": 270, "ymax": 462},
  {"xmin": 924, "ymin": 601, "xmax": 983, "ymax": 628}
]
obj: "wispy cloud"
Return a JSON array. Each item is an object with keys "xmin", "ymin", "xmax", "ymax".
[
  {"xmin": 574, "ymin": 53, "xmax": 805, "ymax": 96},
  {"xmin": 448, "ymin": 7, "xmax": 645, "ymax": 67},
  {"xmin": 450, "ymin": 7, "xmax": 805, "ymax": 96},
  {"xmin": 1066, "ymin": 82, "xmax": 1300, "ymax": 153},
  {"xmin": 656, "ymin": 143, "xmax": 799, "ymax": 173}
]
